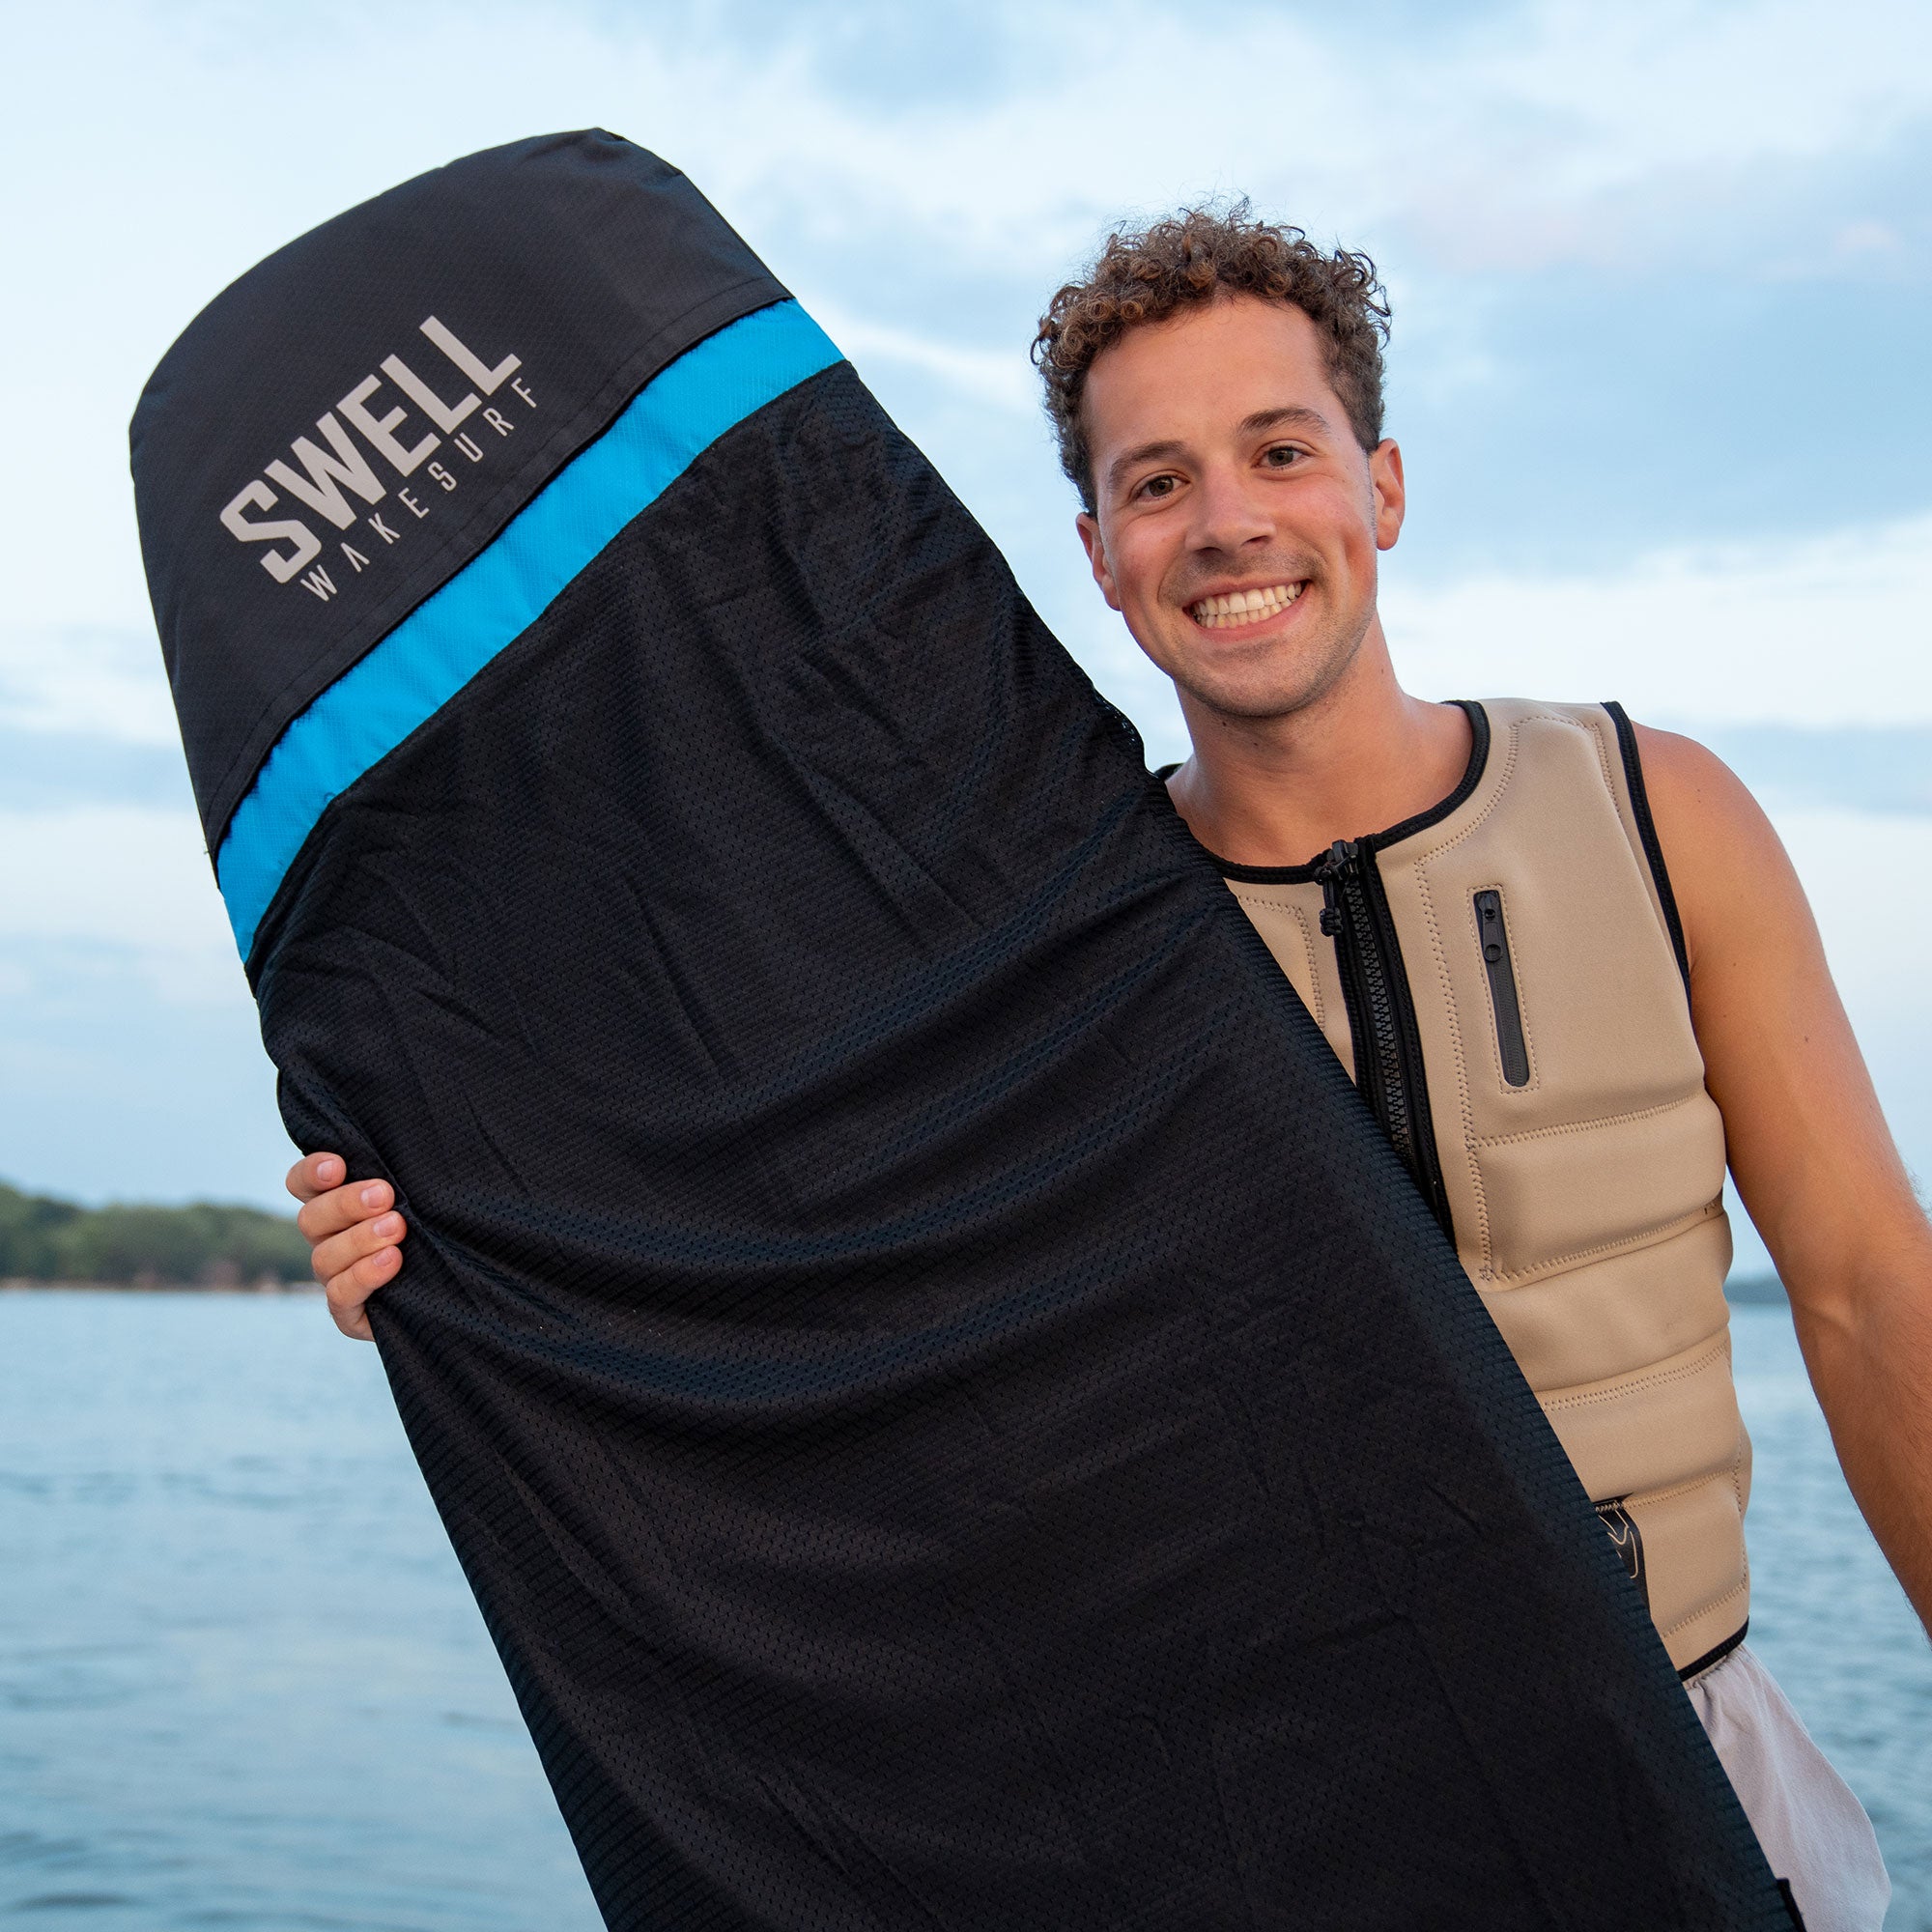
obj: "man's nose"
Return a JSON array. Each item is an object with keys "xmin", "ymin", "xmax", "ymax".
[{"xmin": 1187, "ymin": 464, "xmax": 1273, "ymax": 555}]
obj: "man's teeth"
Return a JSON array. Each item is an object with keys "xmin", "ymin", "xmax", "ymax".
[{"xmin": 1188, "ymin": 582, "xmax": 1304, "ymax": 628}]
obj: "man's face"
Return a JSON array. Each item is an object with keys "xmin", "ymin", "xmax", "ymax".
[{"xmin": 1076, "ymin": 295, "xmax": 1404, "ymax": 724}]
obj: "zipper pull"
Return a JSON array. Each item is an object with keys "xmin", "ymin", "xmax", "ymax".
[
  {"xmin": 1479, "ymin": 893, "xmax": 1505, "ymax": 963},
  {"xmin": 1318, "ymin": 839, "xmax": 1356, "ymax": 936}
]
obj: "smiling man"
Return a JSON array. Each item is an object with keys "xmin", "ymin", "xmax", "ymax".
[
  {"xmin": 1029, "ymin": 205, "xmax": 1927, "ymax": 1928},
  {"xmin": 290, "ymin": 206, "xmax": 1924, "ymax": 1925}
]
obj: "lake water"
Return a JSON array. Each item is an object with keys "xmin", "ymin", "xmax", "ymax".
[{"xmin": 3, "ymin": 1293, "xmax": 1926, "ymax": 1928}]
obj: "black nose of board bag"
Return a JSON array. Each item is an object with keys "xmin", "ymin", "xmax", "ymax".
[{"xmin": 131, "ymin": 132, "xmax": 1791, "ymax": 1930}]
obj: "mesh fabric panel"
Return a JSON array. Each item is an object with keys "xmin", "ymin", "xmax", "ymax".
[{"xmin": 255, "ymin": 367, "xmax": 1786, "ymax": 1928}]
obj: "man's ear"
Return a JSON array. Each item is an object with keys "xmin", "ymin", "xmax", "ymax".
[
  {"xmin": 1076, "ymin": 510, "xmax": 1122, "ymax": 612},
  {"xmin": 1371, "ymin": 440, "xmax": 1406, "ymax": 553}
]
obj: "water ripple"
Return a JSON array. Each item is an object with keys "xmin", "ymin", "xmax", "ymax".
[{"xmin": 2, "ymin": 1293, "xmax": 1925, "ymax": 1927}]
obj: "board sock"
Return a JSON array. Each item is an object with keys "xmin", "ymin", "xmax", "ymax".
[{"xmin": 132, "ymin": 131, "xmax": 1794, "ymax": 1929}]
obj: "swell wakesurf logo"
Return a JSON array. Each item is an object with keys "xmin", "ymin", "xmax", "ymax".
[{"xmin": 218, "ymin": 317, "xmax": 536, "ymax": 600}]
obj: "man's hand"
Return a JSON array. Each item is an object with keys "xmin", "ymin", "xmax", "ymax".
[{"xmin": 286, "ymin": 1151, "xmax": 408, "ymax": 1342}]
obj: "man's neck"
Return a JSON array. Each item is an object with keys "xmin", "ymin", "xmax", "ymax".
[{"xmin": 1164, "ymin": 623, "xmax": 1473, "ymax": 867}]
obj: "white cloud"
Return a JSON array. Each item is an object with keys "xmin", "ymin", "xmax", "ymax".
[
  {"xmin": 4, "ymin": 0, "xmax": 1929, "ymax": 1204},
  {"xmin": 645, "ymin": 0, "xmax": 1932, "ymax": 248},
  {"xmin": 89, "ymin": 0, "xmax": 1932, "ymax": 725},
  {"xmin": 0, "ymin": 626, "xmax": 178, "ymax": 745},
  {"xmin": 808, "ymin": 306, "xmax": 1037, "ymax": 414},
  {"xmin": 1446, "ymin": 0, "xmax": 1931, "ymax": 179},
  {"xmin": 1380, "ymin": 509, "xmax": 1932, "ymax": 726},
  {"xmin": 8, "ymin": 0, "xmax": 1927, "ymax": 636},
  {"xmin": 1834, "ymin": 218, "xmax": 1906, "ymax": 259},
  {"xmin": 0, "ymin": 804, "xmax": 238, "ymax": 1006}
]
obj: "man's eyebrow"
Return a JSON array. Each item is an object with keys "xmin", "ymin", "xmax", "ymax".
[
  {"xmin": 1238, "ymin": 405, "xmax": 1333, "ymax": 438},
  {"xmin": 1106, "ymin": 438, "xmax": 1185, "ymax": 496},
  {"xmin": 1105, "ymin": 407, "xmax": 1337, "ymax": 496}
]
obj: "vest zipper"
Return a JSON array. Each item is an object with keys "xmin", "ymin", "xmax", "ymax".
[
  {"xmin": 1316, "ymin": 840, "xmax": 1453, "ymax": 1238},
  {"xmin": 1473, "ymin": 890, "xmax": 1531, "ymax": 1088}
]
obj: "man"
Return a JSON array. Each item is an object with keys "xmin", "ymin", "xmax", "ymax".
[{"xmin": 290, "ymin": 206, "xmax": 1924, "ymax": 1925}]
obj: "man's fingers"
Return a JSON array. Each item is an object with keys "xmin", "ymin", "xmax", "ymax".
[
  {"xmin": 286, "ymin": 1151, "xmax": 347, "ymax": 1205},
  {"xmin": 296, "ymin": 1176, "xmax": 396, "ymax": 1246},
  {"xmin": 325, "ymin": 1243, "xmax": 403, "ymax": 1342},
  {"xmin": 291, "ymin": 1158, "xmax": 407, "ymax": 1341},
  {"xmin": 310, "ymin": 1211, "xmax": 407, "ymax": 1289}
]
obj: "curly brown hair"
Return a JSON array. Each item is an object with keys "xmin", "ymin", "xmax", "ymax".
[{"xmin": 1033, "ymin": 203, "xmax": 1391, "ymax": 513}]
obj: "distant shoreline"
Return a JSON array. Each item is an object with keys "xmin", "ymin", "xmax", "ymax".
[
  {"xmin": 0, "ymin": 1277, "xmax": 319, "ymax": 1293},
  {"xmin": 2, "ymin": 1180, "xmax": 312, "ymax": 1288},
  {"xmin": 4, "ymin": 1277, "xmax": 1792, "ymax": 1302}
]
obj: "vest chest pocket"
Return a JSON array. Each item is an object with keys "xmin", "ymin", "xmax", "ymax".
[{"xmin": 1473, "ymin": 890, "xmax": 1530, "ymax": 1088}]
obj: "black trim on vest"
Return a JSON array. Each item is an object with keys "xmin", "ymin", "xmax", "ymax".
[
  {"xmin": 1677, "ymin": 1618, "xmax": 1747, "ymax": 1685},
  {"xmin": 1156, "ymin": 708, "xmax": 1488, "ymax": 1246},
  {"xmin": 1777, "ymin": 1877, "xmax": 1808, "ymax": 1927},
  {"xmin": 1604, "ymin": 701, "xmax": 1692, "ymax": 1002},
  {"xmin": 1175, "ymin": 700, "xmax": 1492, "ymax": 883}
]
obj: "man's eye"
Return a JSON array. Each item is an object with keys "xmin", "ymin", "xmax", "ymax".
[
  {"xmin": 1137, "ymin": 474, "xmax": 1178, "ymax": 500},
  {"xmin": 1263, "ymin": 445, "xmax": 1304, "ymax": 469}
]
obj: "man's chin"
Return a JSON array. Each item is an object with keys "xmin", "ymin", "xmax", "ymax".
[
  {"xmin": 1157, "ymin": 621, "xmax": 1364, "ymax": 727},
  {"xmin": 1170, "ymin": 665, "xmax": 1343, "ymax": 725}
]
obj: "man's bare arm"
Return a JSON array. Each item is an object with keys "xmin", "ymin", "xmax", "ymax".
[
  {"xmin": 1637, "ymin": 722, "xmax": 1932, "ymax": 1632},
  {"xmin": 286, "ymin": 1151, "xmax": 408, "ymax": 1342}
]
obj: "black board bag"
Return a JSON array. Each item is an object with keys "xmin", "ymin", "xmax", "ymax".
[{"xmin": 131, "ymin": 132, "xmax": 1795, "ymax": 1929}]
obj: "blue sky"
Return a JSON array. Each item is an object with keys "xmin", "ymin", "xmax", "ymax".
[{"xmin": 2, "ymin": 0, "xmax": 1929, "ymax": 1240}]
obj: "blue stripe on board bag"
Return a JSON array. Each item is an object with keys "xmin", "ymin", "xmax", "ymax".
[{"xmin": 216, "ymin": 300, "xmax": 842, "ymax": 954}]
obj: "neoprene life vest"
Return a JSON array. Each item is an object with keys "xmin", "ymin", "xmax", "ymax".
[{"xmin": 1216, "ymin": 698, "xmax": 1748, "ymax": 1679}]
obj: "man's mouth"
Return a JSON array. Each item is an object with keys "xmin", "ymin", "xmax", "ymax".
[{"xmin": 1185, "ymin": 582, "xmax": 1306, "ymax": 630}]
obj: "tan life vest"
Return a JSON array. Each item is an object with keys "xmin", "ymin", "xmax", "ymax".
[{"xmin": 1213, "ymin": 697, "xmax": 1747, "ymax": 1678}]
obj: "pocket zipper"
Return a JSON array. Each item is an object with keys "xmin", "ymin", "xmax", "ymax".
[{"xmin": 1473, "ymin": 890, "xmax": 1530, "ymax": 1088}]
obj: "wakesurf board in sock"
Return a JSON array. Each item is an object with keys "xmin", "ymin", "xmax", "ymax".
[{"xmin": 131, "ymin": 132, "xmax": 1796, "ymax": 1930}]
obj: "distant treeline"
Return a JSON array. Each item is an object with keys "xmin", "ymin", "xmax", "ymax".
[
  {"xmin": 0, "ymin": 1181, "xmax": 311, "ymax": 1287},
  {"xmin": 0, "ymin": 1173, "xmax": 1786, "ymax": 1300}
]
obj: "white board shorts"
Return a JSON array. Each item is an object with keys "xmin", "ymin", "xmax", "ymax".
[{"xmin": 1688, "ymin": 1644, "xmax": 1890, "ymax": 1931}]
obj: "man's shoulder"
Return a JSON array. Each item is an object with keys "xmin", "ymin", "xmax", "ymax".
[
  {"xmin": 1612, "ymin": 716, "xmax": 1790, "ymax": 975},
  {"xmin": 1622, "ymin": 718, "xmax": 1764, "ymax": 834}
]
